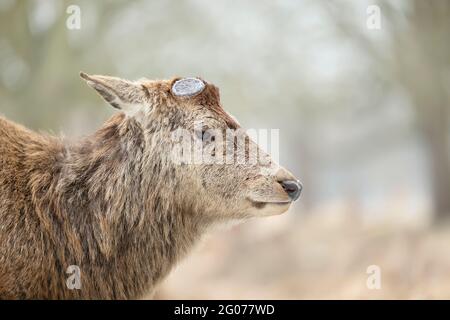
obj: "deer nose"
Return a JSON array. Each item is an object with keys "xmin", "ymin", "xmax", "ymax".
[{"xmin": 279, "ymin": 180, "xmax": 302, "ymax": 201}]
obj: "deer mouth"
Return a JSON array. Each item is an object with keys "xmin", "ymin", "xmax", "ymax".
[
  {"xmin": 248, "ymin": 199, "xmax": 292, "ymax": 209},
  {"xmin": 246, "ymin": 199, "xmax": 292, "ymax": 216}
]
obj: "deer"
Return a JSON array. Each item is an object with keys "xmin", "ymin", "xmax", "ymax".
[{"xmin": 0, "ymin": 72, "xmax": 302, "ymax": 299}]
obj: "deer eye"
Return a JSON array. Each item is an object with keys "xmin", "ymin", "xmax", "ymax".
[
  {"xmin": 203, "ymin": 130, "xmax": 213, "ymax": 141},
  {"xmin": 195, "ymin": 128, "xmax": 214, "ymax": 143}
]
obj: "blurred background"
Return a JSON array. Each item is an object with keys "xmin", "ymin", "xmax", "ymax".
[{"xmin": 1, "ymin": 0, "xmax": 450, "ymax": 299}]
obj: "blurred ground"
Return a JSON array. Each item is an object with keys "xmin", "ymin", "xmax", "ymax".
[{"xmin": 154, "ymin": 199, "xmax": 450, "ymax": 300}]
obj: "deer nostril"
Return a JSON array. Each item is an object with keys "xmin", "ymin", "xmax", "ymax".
[{"xmin": 279, "ymin": 180, "xmax": 302, "ymax": 201}]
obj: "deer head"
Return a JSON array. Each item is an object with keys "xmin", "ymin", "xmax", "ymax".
[{"xmin": 80, "ymin": 72, "xmax": 302, "ymax": 220}]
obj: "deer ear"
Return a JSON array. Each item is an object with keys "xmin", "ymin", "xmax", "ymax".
[{"xmin": 80, "ymin": 72, "xmax": 147, "ymax": 110}]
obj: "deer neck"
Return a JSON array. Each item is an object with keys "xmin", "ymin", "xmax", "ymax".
[{"xmin": 57, "ymin": 114, "xmax": 206, "ymax": 298}]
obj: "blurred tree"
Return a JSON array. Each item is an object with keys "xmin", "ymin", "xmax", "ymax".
[
  {"xmin": 325, "ymin": 0, "xmax": 450, "ymax": 221},
  {"xmin": 0, "ymin": 0, "xmax": 127, "ymax": 129}
]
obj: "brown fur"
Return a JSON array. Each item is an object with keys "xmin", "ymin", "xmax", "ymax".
[{"xmin": 0, "ymin": 74, "xmax": 299, "ymax": 299}]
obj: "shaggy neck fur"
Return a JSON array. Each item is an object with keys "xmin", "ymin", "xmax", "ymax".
[{"xmin": 0, "ymin": 114, "xmax": 206, "ymax": 299}]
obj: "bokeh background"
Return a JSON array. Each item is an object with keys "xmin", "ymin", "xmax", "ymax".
[{"xmin": 1, "ymin": 0, "xmax": 450, "ymax": 299}]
